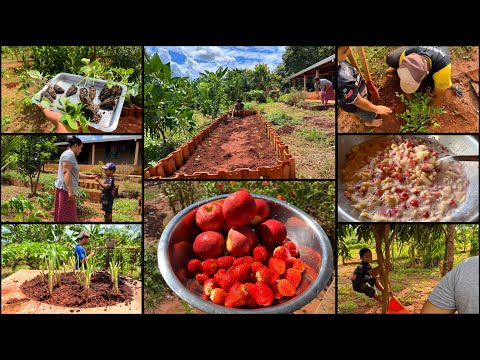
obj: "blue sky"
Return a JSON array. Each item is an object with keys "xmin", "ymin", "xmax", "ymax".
[{"xmin": 145, "ymin": 46, "xmax": 286, "ymax": 79}]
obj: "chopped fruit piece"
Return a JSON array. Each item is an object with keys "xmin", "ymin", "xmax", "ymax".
[
  {"xmin": 292, "ymin": 258, "xmax": 306, "ymax": 273},
  {"xmin": 421, "ymin": 212, "xmax": 430, "ymax": 219},
  {"xmin": 273, "ymin": 246, "xmax": 293, "ymax": 265},
  {"xmin": 268, "ymin": 257, "xmax": 286, "ymax": 275},
  {"xmin": 277, "ymin": 279, "xmax": 296, "ymax": 297},
  {"xmin": 410, "ymin": 199, "xmax": 419, "ymax": 207},
  {"xmin": 270, "ymin": 282, "xmax": 283, "ymax": 300},
  {"xmin": 399, "ymin": 192, "xmax": 409, "ymax": 201},
  {"xmin": 283, "ymin": 269, "xmax": 302, "ymax": 289},
  {"xmin": 251, "ymin": 261, "xmax": 263, "ymax": 275},
  {"xmin": 284, "ymin": 241, "xmax": 298, "ymax": 257}
]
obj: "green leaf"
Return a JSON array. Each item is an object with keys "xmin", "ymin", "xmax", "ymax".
[
  {"xmin": 125, "ymin": 68, "xmax": 134, "ymax": 75},
  {"xmin": 41, "ymin": 100, "xmax": 51, "ymax": 109},
  {"xmin": 81, "ymin": 58, "xmax": 91, "ymax": 65}
]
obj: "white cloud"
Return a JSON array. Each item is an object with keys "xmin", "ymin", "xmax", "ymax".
[{"xmin": 155, "ymin": 46, "xmax": 286, "ymax": 79}]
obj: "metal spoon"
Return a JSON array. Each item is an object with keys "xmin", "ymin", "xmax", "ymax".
[{"xmin": 438, "ymin": 155, "xmax": 479, "ymax": 163}]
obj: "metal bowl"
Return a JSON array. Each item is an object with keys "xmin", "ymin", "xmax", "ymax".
[
  {"xmin": 337, "ymin": 135, "xmax": 479, "ymax": 222},
  {"xmin": 158, "ymin": 194, "xmax": 333, "ymax": 314}
]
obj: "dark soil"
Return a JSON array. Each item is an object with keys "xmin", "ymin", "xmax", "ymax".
[
  {"xmin": 99, "ymin": 85, "xmax": 111, "ymax": 101},
  {"xmin": 88, "ymin": 85, "xmax": 96, "ymax": 101},
  {"xmin": 54, "ymin": 84, "xmax": 64, "ymax": 94},
  {"xmin": 79, "ymin": 87, "xmax": 91, "ymax": 104},
  {"xmin": 100, "ymin": 97, "xmax": 115, "ymax": 110},
  {"xmin": 46, "ymin": 85, "xmax": 56, "ymax": 99},
  {"xmin": 20, "ymin": 270, "xmax": 134, "ymax": 308},
  {"xmin": 176, "ymin": 115, "xmax": 278, "ymax": 175},
  {"xmin": 338, "ymin": 49, "xmax": 479, "ymax": 133}
]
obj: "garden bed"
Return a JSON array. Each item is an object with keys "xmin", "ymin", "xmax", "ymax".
[
  {"xmin": 1, "ymin": 269, "xmax": 141, "ymax": 314},
  {"xmin": 145, "ymin": 111, "xmax": 296, "ymax": 179}
]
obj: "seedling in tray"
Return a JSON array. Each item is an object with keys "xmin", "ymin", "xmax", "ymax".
[{"xmin": 56, "ymin": 97, "xmax": 90, "ymax": 133}]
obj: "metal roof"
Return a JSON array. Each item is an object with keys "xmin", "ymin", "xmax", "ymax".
[
  {"xmin": 55, "ymin": 135, "xmax": 142, "ymax": 146},
  {"xmin": 288, "ymin": 54, "xmax": 336, "ymax": 80}
]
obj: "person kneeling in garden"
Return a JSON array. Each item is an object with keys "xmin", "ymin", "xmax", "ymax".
[
  {"xmin": 233, "ymin": 99, "xmax": 244, "ymax": 116},
  {"xmin": 351, "ymin": 248, "xmax": 389, "ymax": 304},
  {"xmin": 74, "ymin": 231, "xmax": 95, "ymax": 270},
  {"xmin": 95, "ymin": 162, "xmax": 116, "ymax": 223}
]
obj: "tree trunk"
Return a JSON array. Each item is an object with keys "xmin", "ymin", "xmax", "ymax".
[
  {"xmin": 442, "ymin": 224, "xmax": 455, "ymax": 277},
  {"xmin": 33, "ymin": 168, "xmax": 41, "ymax": 196},
  {"xmin": 371, "ymin": 224, "xmax": 390, "ymax": 314}
]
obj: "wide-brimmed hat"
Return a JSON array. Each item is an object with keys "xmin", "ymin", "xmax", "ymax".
[{"xmin": 76, "ymin": 231, "xmax": 90, "ymax": 240}]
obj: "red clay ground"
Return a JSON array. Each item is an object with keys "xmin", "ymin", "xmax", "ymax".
[
  {"xmin": 338, "ymin": 49, "xmax": 479, "ymax": 133},
  {"xmin": 19, "ymin": 271, "xmax": 134, "ymax": 308},
  {"xmin": 175, "ymin": 115, "xmax": 278, "ymax": 175}
]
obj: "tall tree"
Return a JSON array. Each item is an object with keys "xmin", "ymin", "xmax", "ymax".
[
  {"xmin": 442, "ymin": 224, "xmax": 456, "ymax": 276},
  {"xmin": 282, "ymin": 46, "xmax": 335, "ymax": 75}
]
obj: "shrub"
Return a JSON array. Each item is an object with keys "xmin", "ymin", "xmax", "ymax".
[{"xmin": 279, "ymin": 90, "xmax": 307, "ymax": 106}]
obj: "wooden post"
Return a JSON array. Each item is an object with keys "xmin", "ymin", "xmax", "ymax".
[
  {"xmin": 303, "ymin": 75, "xmax": 307, "ymax": 92},
  {"xmin": 316, "ymin": 70, "xmax": 319, "ymax": 78},
  {"xmin": 442, "ymin": 224, "xmax": 456, "ymax": 276},
  {"xmin": 91, "ymin": 143, "xmax": 96, "ymax": 165},
  {"xmin": 291, "ymin": 79, "xmax": 295, "ymax": 89},
  {"xmin": 134, "ymin": 140, "xmax": 139, "ymax": 166}
]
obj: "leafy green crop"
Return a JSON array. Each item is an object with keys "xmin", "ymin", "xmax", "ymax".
[
  {"xmin": 396, "ymin": 91, "xmax": 444, "ymax": 133},
  {"xmin": 1, "ymin": 195, "xmax": 46, "ymax": 222}
]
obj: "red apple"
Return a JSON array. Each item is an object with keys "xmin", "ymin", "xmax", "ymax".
[
  {"xmin": 256, "ymin": 219, "xmax": 287, "ymax": 248},
  {"xmin": 195, "ymin": 202, "xmax": 225, "ymax": 232},
  {"xmin": 193, "ymin": 231, "xmax": 225, "ymax": 260},
  {"xmin": 226, "ymin": 226, "xmax": 258, "ymax": 257},
  {"xmin": 223, "ymin": 190, "xmax": 256, "ymax": 226},
  {"xmin": 250, "ymin": 199, "xmax": 270, "ymax": 225}
]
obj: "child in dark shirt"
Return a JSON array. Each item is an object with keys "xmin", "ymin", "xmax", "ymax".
[
  {"xmin": 351, "ymin": 248, "xmax": 386, "ymax": 304},
  {"xmin": 337, "ymin": 46, "xmax": 392, "ymax": 128},
  {"xmin": 95, "ymin": 162, "xmax": 116, "ymax": 223}
]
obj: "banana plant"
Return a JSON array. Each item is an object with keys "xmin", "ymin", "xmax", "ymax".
[{"xmin": 109, "ymin": 259, "xmax": 121, "ymax": 294}]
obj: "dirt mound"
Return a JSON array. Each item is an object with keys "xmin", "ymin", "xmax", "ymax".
[
  {"xmin": 338, "ymin": 49, "xmax": 479, "ymax": 133},
  {"xmin": 20, "ymin": 270, "xmax": 134, "ymax": 308},
  {"xmin": 176, "ymin": 115, "xmax": 278, "ymax": 175}
]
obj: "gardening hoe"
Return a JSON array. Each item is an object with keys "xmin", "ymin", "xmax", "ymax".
[
  {"xmin": 356, "ymin": 46, "xmax": 380, "ymax": 103},
  {"xmin": 347, "ymin": 49, "xmax": 362, "ymax": 76}
]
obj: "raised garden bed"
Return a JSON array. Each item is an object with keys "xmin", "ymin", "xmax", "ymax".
[{"xmin": 145, "ymin": 110, "xmax": 296, "ymax": 179}]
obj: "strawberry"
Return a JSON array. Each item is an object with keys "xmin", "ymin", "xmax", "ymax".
[
  {"xmin": 273, "ymin": 246, "xmax": 293, "ymax": 265},
  {"xmin": 255, "ymin": 266, "xmax": 274, "ymax": 283},
  {"xmin": 210, "ymin": 288, "xmax": 227, "ymax": 305},
  {"xmin": 253, "ymin": 245, "xmax": 268, "ymax": 262},
  {"xmin": 187, "ymin": 259, "xmax": 202, "ymax": 275},
  {"xmin": 203, "ymin": 278, "xmax": 218, "ymax": 296},
  {"xmin": 283, "ymin": 268, "xmax": 302, "ymax": 289},
  {"xmin": 244, "ymin": 283, "xmax": 258, "ymax": 308},
  {"xmin": 224, "ymin": 282, "xmax": 249, "ymax": 308},
  {"xmin": 277, "ymin": 279, "xmax": 296, "ymax": 297},
  {"xmin": 217, "ymin": 256, "xmax": 235, "ymax": 269},
  {"xmin": 283, "ymin": 241, "xmax": 298, "ymax": 257},
  {"xmin": 202, "ymin": 259, "xmax": 219, "ymax": 276},
  {"xmin": 195, "ymin": 273, "xmax": 209, "ymax": 285},
  {"xmin": 228, "ymin": 263, "xmax": 251, "ymax": 283},
  {"xmin": 214, "ymin": 269, "xmax": 236, "ymax": 292},
  {"xmin": 252, "ymin": 282, "xmax": 274, "ymax": 306},
  {"xmin": 268, "ymin": 257, "xmax": 286, "ymax": 275},
  {"xmin": 233, "ymin": 256, "xmax": 254, "ymax": 266},
  {"xmin": 292, "ymin": 258, "xmax": 306, "ymax": 273},
  {"xmin": 270, "ymin": 282, "xmax": 283, "ymax": 300},
  {"xmin": 251, "ymin": 261, "xmax": 263, "ymax": 275}
]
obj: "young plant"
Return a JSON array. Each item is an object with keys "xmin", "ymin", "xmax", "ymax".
[
  {"xmin": 56, "ymin": 97, "xmax": 90, "ymax": 133},
  {"xmin": 46, "ymin": 256, "xmax": 56, "ymax": 297},
  {"xmin": 396, "ymin": 91, "xmax": 444, "ymax": 133},
  {"xmin": 78, "ymin": 58, "xmax": 105, "ymax": 86},
  {"xmin": 1, "ymin": 195, "xmax": 46, "ymax": 222},
  {"xmin": 78, "ymin": 255, "xmax": 96, "ymax": 301},
  {"xmin": 109, "ymin": 260, "xmax": 121, "ymax": 294}
]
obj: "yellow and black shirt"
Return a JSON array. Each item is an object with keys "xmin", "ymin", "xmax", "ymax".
[{"xmin": 391, "ymin": 46, "xmax": 452, "ymax": 90}]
